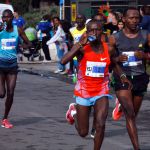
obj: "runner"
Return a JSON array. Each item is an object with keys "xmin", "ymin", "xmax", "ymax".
[
  {"xmin": 61, "ymin": 19, "xmax": 131, "ymax": 150},
  {"xmin": 110, "ymin": 7, "xmax": 150, "ymax": 150},
  {"xmin": 69, "ymin": 14, "xmax": 86, "ymax": 77},
  {"xmin": 0, "ymin": 9, "xmax": 32, "ymax": 128}
]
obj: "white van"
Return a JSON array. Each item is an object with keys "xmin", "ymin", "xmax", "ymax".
[{"xmin": 0, "ymin": 3, "xmax": 14, "ymax": 21}]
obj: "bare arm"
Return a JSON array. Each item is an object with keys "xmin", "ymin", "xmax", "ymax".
[
  {"xmin": 18, "ymin": 27, "xmax": 32, "ymax": 48},
  {"xmin": 61, "ymin": 32, "xmax": 88, "ymax": 65},
  {"xmin": 108, "ymin": 35, "xmax": 123, "ymax": 76},
  {"xmin": 108, "ymin": 35, "xmax": 132, "ymax": 88},
  {"xmin": 134, "ymin": 33, "xmax": 150, "ymax": 60}
]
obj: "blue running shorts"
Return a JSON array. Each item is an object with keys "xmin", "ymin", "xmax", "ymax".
[{"xmin": 75, "ymin": 94, "xmax": 113, "ymax": 106}]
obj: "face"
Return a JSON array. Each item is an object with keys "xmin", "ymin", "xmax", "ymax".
[
  {"xmin": 2, "ymin": 11, "xmax": 13, "ymax": 25},
  {"xmin": 118, "ymin": 22, "xmax": 124, "ymax": 30},
  {"xmin": 87, "ymin": 22, "xmax": 102, "ymax": 41},
  {"xmin": 123, "ymin": 10, "xmax": 140, "ymax": 30},
  {"xmin": 94, "ymin": 15, "xmax": 105, "ymax": 25},
  {"xmin": 53, "ymin": 18, "xmax": 60, "ymax": 27},
  {"xmin": 76, "ymin": 15, "xmax": 85, "ymax": 28},
  {"xmin": 107, "ymin": 13, "xmax": 117, "ymax": 25},
  {"xmin": 13, "ymin": 12, "xmax": 18, "ymax": 18}
]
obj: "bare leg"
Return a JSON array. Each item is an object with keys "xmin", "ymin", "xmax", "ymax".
[
  {"xmin": 74, "ymin": 104, "xmax": 91, "ymax": 137},
  {"xmin": 93, "ymin": 97, "xmax": 109, "ymax": 150},
  {"xmin": 0, "ymin": 73, "xmax": 6, "ymax": 98},
  {"xmin": 116, "ymin": 90, "xmax": 140, "ymax": 150},
  {"xmin": 133, "ymin": 96, "xmax": 143, "ymax": 117},
  {"xmin": 4, "ymin": 73, "xmax": 17, "ymax": 119}
]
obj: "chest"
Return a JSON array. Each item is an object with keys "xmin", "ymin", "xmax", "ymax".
[{"xmin": 116, "ymin": 35, "xmax": 146, "ymax": 52}]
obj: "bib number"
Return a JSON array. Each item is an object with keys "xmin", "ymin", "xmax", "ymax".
[
  {"xmin": 122, "ymin": 51, "xmax": 142, "ymax": 66},
  {"xmin": 1, "ymin": 38, "xmax": 16, "ymax": 50},
  {"xmin": 85, "ymin": 61, "xmax": 106, "ymax": 77}
]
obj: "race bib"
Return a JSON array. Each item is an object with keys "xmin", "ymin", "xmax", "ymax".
[
  {"xmin": 122, "ymin": 51, "xmax": 142, "ymax": 66},
  {"xmin": 85, "ymin": 61, "xmax": 106, "ymax": 77},
  {"xmin": 1, "ymin": 38, "xmax": 16, "ymax": 50}
]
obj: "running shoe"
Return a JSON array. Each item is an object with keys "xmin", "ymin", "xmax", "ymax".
[
  {"xmin": 1, "ymin": 119, "xmax": 13, "ymax": 129},
  {"xmin": 66, "ymin": 103, "xmax": 76, "ymax": 125},
  {"xmin": 54, "ymin": 69, "xmax": 63, "ymax": 74},
  {"xmin": 90, "ymin": 128, "xmax": 96, "ymax": 138},
  {"xmin": 112, "ymin": 98, "xmax": 123, "ymax": 121}
]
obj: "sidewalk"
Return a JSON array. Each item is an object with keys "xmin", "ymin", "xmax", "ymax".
[{"xmin": 18, "ymin": 61, "xmax": 73, "ymax": 83}]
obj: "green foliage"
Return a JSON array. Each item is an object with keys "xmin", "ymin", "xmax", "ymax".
[
  {"xmin": 23, "ymin": 6, "xmax": 59, "ymax": 28},
  {"xmin": 11, "ymin": 0, "xmax": 30, "ymax": 14}
]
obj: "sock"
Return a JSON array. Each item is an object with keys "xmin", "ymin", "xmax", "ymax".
[{"xmin": 71, "ymin": 110, "xmax": 76, "ymax": 117}]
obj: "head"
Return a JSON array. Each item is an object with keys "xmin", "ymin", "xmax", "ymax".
[
  {"xmin": 43, "ymin": 14, "xmax": 51, "ymax": 21},
  {"xmin": 140, "ymin": 5, "xmax": 150, "ymax": 16},
  {"xmin": 107, "ymin": 12, "xmax": 118, "ymax": 25},
  {"xmin": 76, "ymin": 14, "xmax": 86, "ymax": 28},
  {"xmin": 13, "ymin": 7, "xmax": 19, "ymax": 18},
  {"xmin": 92, "ymin": 13, "xmax": 106, "ymax": 25},
  {"xmin": 122, "ymin": 7, "xmax": 140, "ymax": 31},
  {"xmin": 118, "ymin": 19, "xmax": 124, "ymax": 30},
  {"xmin": 52, "ymin": 17, "xmax": 60, "ymax": 27},
  {"xmin": 2, "ymin": 9, "xmax": 14, "ymax": 26},
  {"xmin": 86, "ymin": 20, "xmax": 102, "ymax": 42}
]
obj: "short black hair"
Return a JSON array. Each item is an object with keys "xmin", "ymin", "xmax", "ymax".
[
  {"xmin": 2, "ymin": 9, "xmax": 13, "ymax": 17},
  {"xmin": 76, "ymin": 14, "xmax": 86, "ymax": 22},
  {"xmin": 52, "ymin": 16, "xmax": 60, "ymax": 21},
  {"xmin": 13, "ymin": 6, "xmax": 19, "ymax": 13},
  {"xmin": 123, "ymin": 7, "xmax": 139, "ymax": 17}
]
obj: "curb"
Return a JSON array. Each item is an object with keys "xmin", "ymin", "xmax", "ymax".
[{"xmin": 18, "ymin": 67, "xmax": 73, "ymax": 84}]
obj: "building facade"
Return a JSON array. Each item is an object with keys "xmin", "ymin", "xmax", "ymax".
[{"xmin": 64, "ymin": 0, "xmax": 150, "ymax": 21}]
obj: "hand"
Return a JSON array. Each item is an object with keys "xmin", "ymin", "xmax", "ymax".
[
  {"xmin": 117, "ymin": 54, "xmax": 128, "ymax": 62},
  {"xmin": 79, "ymin": 32, "xmax": 89, "ymax": 46},
  {"xmin": 134, "ymin": 51, "xmax": 145, "ymax": 59},
  {"xmin": 0, "ymin": 22, "xmax": 4, "ymax": 31},
  {"xmin": 121, "ymin": 76, "xmax": 132, "ymax": 90}
]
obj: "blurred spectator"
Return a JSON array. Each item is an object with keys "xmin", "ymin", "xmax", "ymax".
[
  {"xmin": 117, "ymin": 19, "xmax": 124, "ymax": 31},
  {"xmin": 12, "ymin": 7, "xmax": 26, "ymax": 29},
  {"xmin": 92, "ymin": 13, "xmax": 106, "ymax": 26},
  {"xmin": 69, "ymin": 14, "xmax": 86, "ymax": 75},
  {"xmin": 104, "ymin": 11, "xmax": 119, "ymax": 34},
  {"xmin": 37, "ymin": 14, "xmax": 52, "ymax": 61},
  {"xmin": 47, "ymin": 17, "xmax": 68, "ymax": 73},
  {"xmin": 140, "ymin": 5, "xmax": 150, "ymax": 33}
]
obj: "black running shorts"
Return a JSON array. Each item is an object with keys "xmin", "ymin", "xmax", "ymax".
[
  {"xmin": 0, "ymin": 66, "xmax": 18, "ymax": 74},
  {"xmin": 112, "ymin": 73, "xmax": 149, "ymax": 97}
]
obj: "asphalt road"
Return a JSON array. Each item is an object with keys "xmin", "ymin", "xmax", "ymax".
[{"xmin": 0, "ymin": 73, "xmax": 149, "ymax": 150}]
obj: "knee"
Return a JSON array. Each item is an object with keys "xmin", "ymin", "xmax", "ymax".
[
  {"xmin": 0, "ymin": 92, "xmax": 5, "ymax": 98},
  {"xmin": 95, "ymin": 119, "xmax": 105, "ymax": 131},
  {"xmin": 124, "ymin": 107, "xmax": 135, "ymax": 119},
  {"xmin": 78, "ymin": 128, "xmax": 88, "ymax": 137}
]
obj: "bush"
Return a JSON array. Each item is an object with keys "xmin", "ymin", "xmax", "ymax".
[
  {"xmin": 11, "ymin": 0, "xmax": 30, "ymax": 14},
  {"xmin": 23, "ymin": 5, "xmax": 59, "ymax": 28}
]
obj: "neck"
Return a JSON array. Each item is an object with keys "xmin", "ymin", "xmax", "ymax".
[
  {"xmin": 6, "ymin": 24, "xmax": 13, "ymax": 32},
  {"xmin": 90, "ymin": 41, "xmax": 102, "ymax": 53},
  {"xmin": 77, "ymin": 25, "xmax": 85, "ymax": 31},
  {"xmin": 123, "ymin": 27, "xmax": 139, "ymax": 34}
]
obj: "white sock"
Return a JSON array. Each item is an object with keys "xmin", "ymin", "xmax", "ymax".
[{"xmin": 71, "ymin": 110, "xmax": 76, "ymax": 117}]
